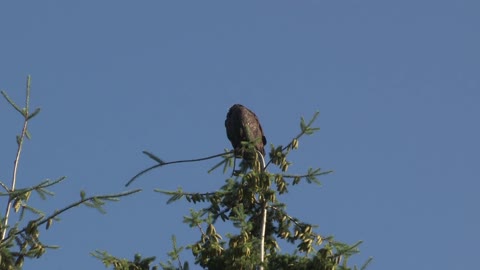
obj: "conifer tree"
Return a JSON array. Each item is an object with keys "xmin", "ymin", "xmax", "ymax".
[
  {"xmin": 1, "ymin": 77, "xmax": 371, "ymax": 269},
  {"xmin": 99, "ymin": 109, "xmax": 372, "ymax": 270}
]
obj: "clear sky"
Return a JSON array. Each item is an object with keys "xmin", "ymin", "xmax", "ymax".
[{"xmin": 1, "ymin": 1, "xmax": 479, "ymax": 269}]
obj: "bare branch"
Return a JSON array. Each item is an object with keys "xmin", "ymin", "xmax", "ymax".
[{"xmin": 125, "ymin": 150, "xmax": 233, "ymax": 187}]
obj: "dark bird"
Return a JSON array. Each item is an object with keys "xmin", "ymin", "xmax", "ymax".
[{"xmin": 225, "ymin": 104, "xmax": 267, "ymax": 162}]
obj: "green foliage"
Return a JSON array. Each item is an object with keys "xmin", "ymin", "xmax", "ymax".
[
  {"xmin": 92, "ymin": 251, "xmax": 160, "ymax": 270},
  {"xmin": 93, "ymin": 236, "xmax": 192, "ymax": 270},
  {"xmin": 1, "ymin": 76, "xmax": 140, "ymax": 269},
  {"xmin": 159, "ymin": 236, "xmax": 188, "ymax": 270},
  {"xmin": 120, "ymin": 110, "xmax": 371, "ymax": 269},
  {"xmin": 2, "ymin": 76, "xmax": 371, "ymax": 269}
]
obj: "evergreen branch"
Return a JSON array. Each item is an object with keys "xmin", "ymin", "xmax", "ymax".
[
  {"xmin": 269, "ymin": 204, "xmax": 332, "ymax": 250},
  {"xmin": 282, "ymin": 168, "xmax": 333, "ymax": 185},
  {"xmin": 265, "ymin": 111, "xmax": 320, "ymax": 169},
  {"xmin": 155, "ymin": 189, "xmax": 219, "ymax": 205},
  {"xmin": 207, "ymin": 150, "xmax": 234, "ymax": 174},
  {"xmin": 0, "ymin": 181, "xmax": 8, "ymax": 192},
  {"xmin": 2, "ymin": 189, "xmax": 141, "ymax": 243},
  {"xmin": 168, "ymin": 235, "xmax": 185, "ymax": 270},
  {"xmin": 2, "ymin": 76, "xmax": 33, "ymax": 241},
  {"xmin": 91, "ymin": 250, "xmax": 130, "ymax": 268},
  {"xmin": 26, "ymin": 107, "xmax": 41, "ymax": 121},
  {"xmin": 331, "ymin": 240, "xmax": 363, "ymax": 257},
  {"xmin": 156, "ymin": 188, "xmax": 238, "ymax": 223},
  {"xmin": 1, "ymin": 91, "xmax": 23, "ymax": 115},
  {"xmin": 125, "ymin": 150, "xmax": 234, "ymax": 187},
  {"xmin": 360, "ymin": 257, "xmax": 373, "ymax": 270},
  {"xmin": 91, "ymin": 251, "xmax": 158, "ymax": 270},
  {"xmin": 281, "ymin": 170, "xmax": 332, "ymax": 179},
  {"xmin": 0, "ymin": 177, "xmax": 66, "ymax": 198}
]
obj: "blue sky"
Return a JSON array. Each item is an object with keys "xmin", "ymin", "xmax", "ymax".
[{"xmin": 1, "ymin": 1, "xmax": 479, "ymax": 269}]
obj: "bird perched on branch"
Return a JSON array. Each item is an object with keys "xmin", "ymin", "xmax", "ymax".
[{"xmin": 225, "ymin": 104, "xmax": 267, "ymax": 165}]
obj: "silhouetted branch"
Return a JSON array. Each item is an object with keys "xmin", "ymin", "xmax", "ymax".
[{"xmin": 125, "ymin": 150, "xmax": 234, "ymax": 187}]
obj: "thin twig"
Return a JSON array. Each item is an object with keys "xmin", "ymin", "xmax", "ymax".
[
  {"xmin": 0, "ymin": 182, "xmax": 9, "ymax": 192},
  {"xmin": 196, "ymin": 224, "xmax": 206, "ymax": 236},
  {"xmin": 177, "ymin": 252, "xmax": 184, "ymax": 270},
  {"xmin": 1, "ymin": 76, "xmax": 31, "ymax": 241},
  {"xmin": 125, "ymin": 151, "xmax": 233, "ymax": 187}
]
